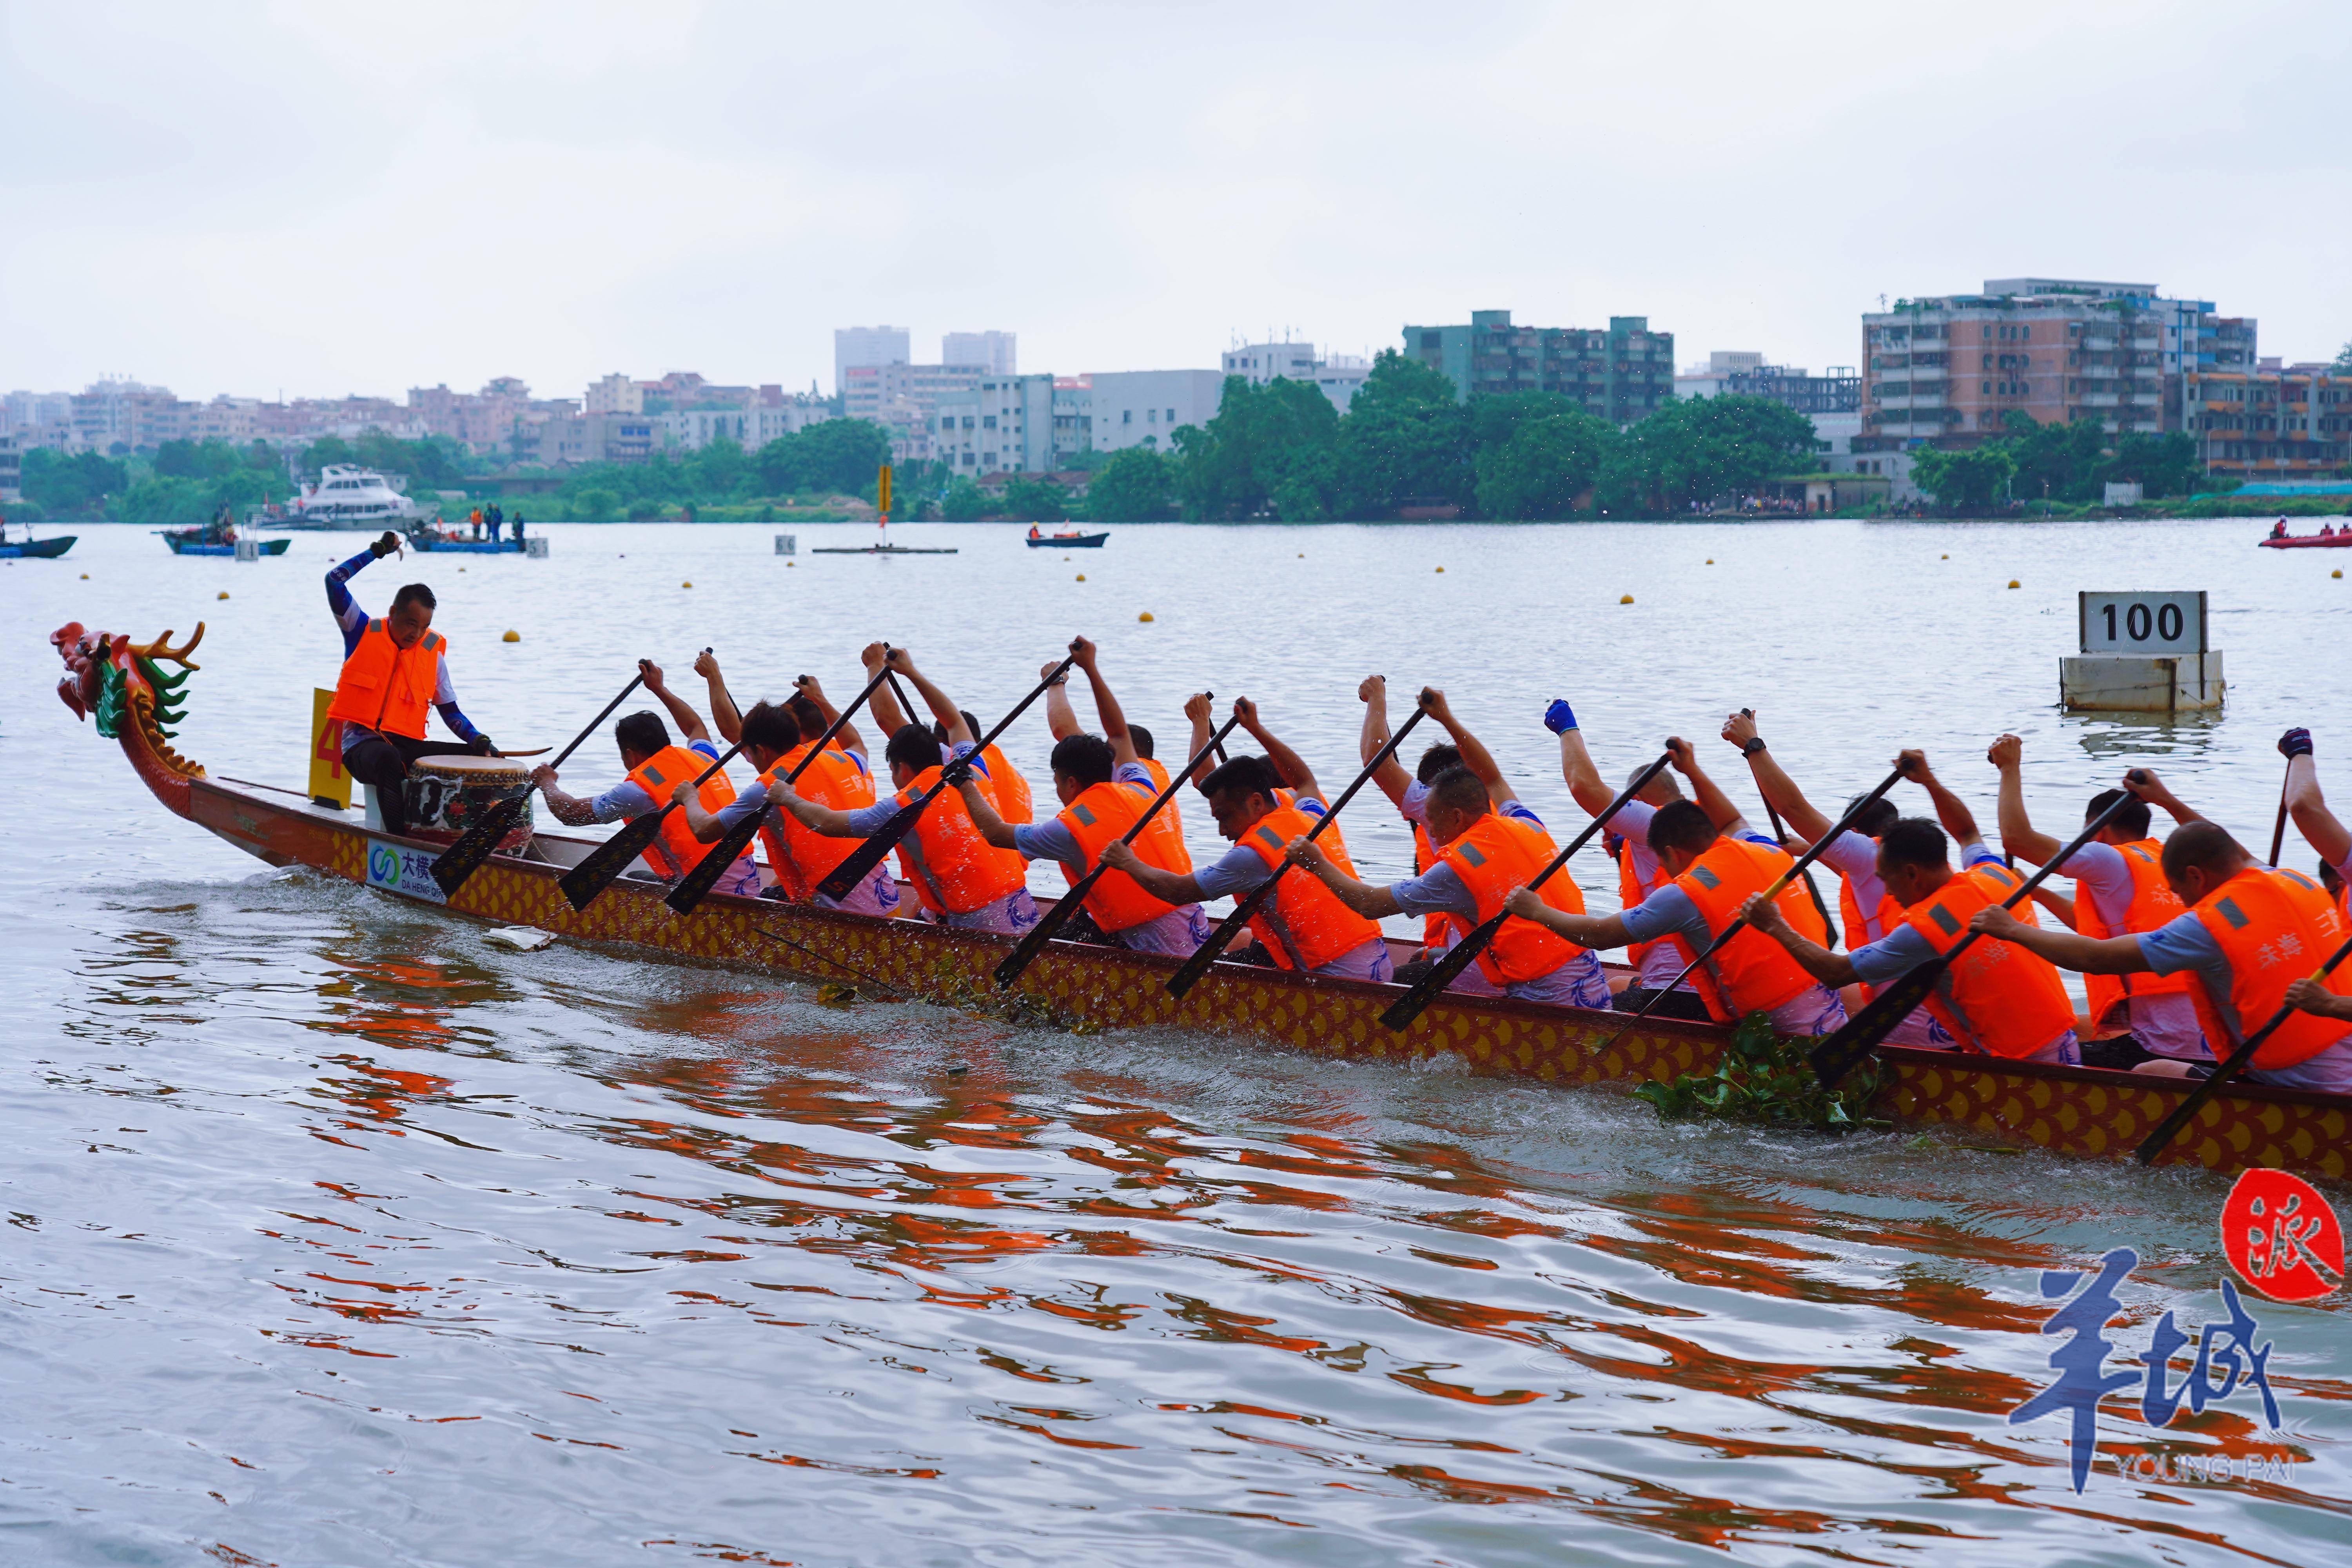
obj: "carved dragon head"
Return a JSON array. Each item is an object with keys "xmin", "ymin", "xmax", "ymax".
[{"xmin": 52, "ymin": 621, "xmax": 207, "ymax": 780}]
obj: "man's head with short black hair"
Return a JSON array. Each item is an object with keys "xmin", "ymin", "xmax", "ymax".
[
  {"xmin": 2086, "ymin": 788, "xmax": 2153, "ymax": 843},
  {"xmin": 1201, "ymin": 754, "xmax": 1282, "ymax": 841},
  {"xmin": 785, "ymin": 692, "xmax": 826, "ymax": 739},
  {"xmin": 885, "ymin": 723, "xmax": 946, "ymax": 787},
  {"xmin": 1874, "ymin": 817, "xmax": 1954, "ymax": 906},
  {"xmin": 386, "ymin": 582, "xmax": 436, "ymax": 648},
  {"xmin": 1420, "ymin": 765, "xmax": 1494, "ymax": 847},
  {"xmin": 1644, "ymin": 799, "xmax": 1719, "ymax": 872},
  {"xmin": 1050, "ymin": 733, "xmax": 1116, "ymax": 802},
  {"xmin": 1846, "ymin": 793, "xmax": 1900, "ymax": 840},
  {"xmin": 1416, "ymin": 743, "xmax": 1462, "ymax": 786},
  {"xmin": 932, "ymin": 711, "xmax": 987, "ymax": 749},
  {"xmin": 615, "ymin": 711, "xmax": 670, "ymax": 767},
  {"xmin": 740, "ymin": 700, "xmax": 800, "ymax": 766},
  {"xmin": 2160, "ymin": 820, "xmax": 2250, "ymax": 905},
  {"xmin": 1130, "ymin": 724, "xmax": 1156, "ymax": 761}
]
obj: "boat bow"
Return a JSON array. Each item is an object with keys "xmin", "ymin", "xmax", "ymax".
[{"xmin": 52, "ymin": 620, "xmax": 208, "ymax": 819}]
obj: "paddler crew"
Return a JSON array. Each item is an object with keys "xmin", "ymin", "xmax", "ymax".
[
  {"xmin": 1967, "ymin": 815, "xmax": 2352, "ymax": 1093},
  {"xmin": 1099, "ymin": 699, "xmax": 1393, "ymax": 981},
  {"xmin": 1358, "ymin": 674, "xmax": 1468, "ymax": 970},
  {"xmin": 961, "ymin": 636, "xmax": 1210, "ymax": 955},
  {"xmin": 675, "ymin": 651, "xmax": 899, "ymax": 916},
  {"xmin": 928, "ymin": 706, "xmax": 1033, "ymax": 822},
  {"xmin": 1045, "ymin": 655, "xmax": 1198, "ymax": 839},
  {"xmin": 1501, "ymin": 743, "xmax": 1846, "ymax": 1033},
  {"xmin": 324, "ymin": 528, "xmax": 497, "ymax": 837},
  {"xmin": 1986, "ymin": 734, "xmax": 2210, "ymax": 1067},
  {"xmin": 530, "ymin": 661, "xmax": 760, "ymax": 896},
  {"xmin": 1737, "ymin": 817, "xmax": 2083, "ymax": 1063},
  {"xmin": 760, "ymin": 648, "xmax": 1037, "ymax": 934},
  {"xmin": 1290, "ymin": 690, "xmax": 1610, "ymax": 1008},
  {"xmin": 1553, "ymin": 701, "xmax": 1742, "ymax": 1018},
  {"xmin": 2279, "ymin": 726, "xmax": 2352, "ymax": 910}
]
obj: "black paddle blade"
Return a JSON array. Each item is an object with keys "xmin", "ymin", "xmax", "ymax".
[
  {"xmin": 429, "ymin": 793, "xmax": 524, "ymax": 897},
  {"xmin": 664, "ymin": 809, "xmax": 766, "ymax": 915},
  {"xmin": 1165, "ymin": 887, "xmax": 1266, "ymax": 999},
  {"xmin": 815, "ymin": 799, "xmax": 924, "ymax": 903},
  {"xmin": 556, "ymin": 809, "xmax": 672, "ymax": 911},
  {"xmin": 1809, "ymin": 960, "xmax": 1944, "ymax": 1087},
  {"xmin": 993, "ymin": 886, "xmax": 1089, "ymax": 988},
  {"xmin": 1379, "ymin": 912, "xmax": 1504, "ymax": 1031}
]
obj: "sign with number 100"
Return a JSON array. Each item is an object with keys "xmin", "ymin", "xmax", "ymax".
[{"xmin": 2078, "ymin": 591, "xmax": 2207, "ymax": 655}]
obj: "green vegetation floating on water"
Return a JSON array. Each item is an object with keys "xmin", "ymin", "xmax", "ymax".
[{"xmin": 1634, "ymin": 1011, "xmax": 1888, "ymax": 1133}]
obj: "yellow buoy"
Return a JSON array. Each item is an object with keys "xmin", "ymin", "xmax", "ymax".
[
  {"xmin": 1941, "ymin": 554, "xmax": 1949, "ymax": 560},
  {"xmin": 218, "ymin": 590, "xmax": 230, "ymax": 600},
  {"xmin": 1435, "ymin": 566, "xmax": 1445, "ymax": 573},
  {"xmin": 1138, "ymin": 611, "xmax": 1154, "ymax": 622},
  {"xmin": 682, "ymin": 581, "xmax": 692, "ymax": 588},
  {"xmin": 787, "ymin": 561, "xmax": 795, "ymax": 568},
  {"xmin": 503, "ymin": 629, "xmax": 521, "ymax": 643},
  {"xmin": 459, "ymin": 566, "xmax": 466, "ymax": 572},
  {"xmin": 2007, "ymin": 579, "xmax": 2020, "ymax": 589},
  {"xmin": 1076, "ymin": 573, "xmax": 1086, "ymax": 581},
  {"xmin": 1619, "ymin": 593, "xmax": 1634, "ymax": 604},
  {"xmin": 2335, "ymin": 569, "xmax": 2344, "ymax": 579},
  {"xmin": 1705, "ymin": 558, "xmax": 1713, "ymax": 564},
  {"xmin": 1297, "ymin": 552, "xmax": 1305, "ymax": 558},
  {"xmin": 80, "ymin": 572, "xmax": 89, "ymax": 579}
]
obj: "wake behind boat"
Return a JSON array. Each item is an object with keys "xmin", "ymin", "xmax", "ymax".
[{"xmin": 46, "ymin": 610, "xmax": 2350, "ymax": 1184}]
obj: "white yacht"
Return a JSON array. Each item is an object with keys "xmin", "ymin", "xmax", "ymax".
[{"xmin": 262, "ymin": 466, "xmax": 426, "ymax": 530}]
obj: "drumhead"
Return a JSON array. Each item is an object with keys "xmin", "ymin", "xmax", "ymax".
[{"xmin": 412, "ymin": 755, "xmax": 528, "ymax": 782}]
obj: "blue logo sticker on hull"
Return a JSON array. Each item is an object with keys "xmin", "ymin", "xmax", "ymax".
[{"xmin": 365, "ymin": 838, "xmax": 448, "ymax": 905}]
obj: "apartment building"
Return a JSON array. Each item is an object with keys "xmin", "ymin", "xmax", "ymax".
[
  {"xmin": 835, "ymin": 326, "xmax": 911, "ymax": 395},
  {"xmin": 1, "ymin": 433, "xmax": 20, "ymax": 503},
  {"xmin": 655, "ymin": 398, "xmax": 833, "ymax": 452},
  {"xmin": 2181, "ymin": 368, "xmax": 2351, "ymax": 481},
  {"xmin": 1403, "ymin": 310, "xmax": 1674, "ymax": 424},
  {"xmin": 1220, "ymin": 341, "xmax": 1371, "ymax": 413},
  {"xmin": 1081, "ymin": 370, "xmax": 1226, "ymax": 454},
  {"xmin": 1858, "ymin": 279, "xmax": 2254, "ymax": 453},
  {"xmin": 941, "ymin": 332, "xmax": 1016, "ymax": 376},
  {"xmin": 586, "ymin": 374, "xmax": 644, "ymax": 415},
  {"xmin": 930, "ymin": 375, "xmax": 1059, "ymax": 473}
]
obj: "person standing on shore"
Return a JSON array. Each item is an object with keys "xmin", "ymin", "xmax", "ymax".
[{"xmin": 322, "ymin": 530, "xmax": 496, "ymax": 837}]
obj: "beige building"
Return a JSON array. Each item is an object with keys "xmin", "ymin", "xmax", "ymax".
[{"xmin": 2182, "ymin": 368, "xmax": 2351, "ymax": 481}]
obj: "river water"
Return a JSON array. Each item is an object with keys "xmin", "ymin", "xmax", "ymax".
[{"xmin": 2, "ymin": 519, "xmax": 2346, "ymax": 1566}]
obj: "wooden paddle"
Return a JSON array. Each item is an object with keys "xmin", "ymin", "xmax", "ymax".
[
  {"xmin": 2268, "ymin": 759, "xmax": 2291, "ymax": 866},
  {"xmin": 1380, "ymin": 751, "xmax": 1674, "ymax": 1033},
  {"xmin": 814, "ymin": 654, "xmax": 1080, "ymax": 904},
  {"xmin": 993, "ymin": 712, "xmax": 1245, "ymax": 989},
  {"xmin": 2133, "ymin": 929, "xmax": 2352, "ymax": 1165},
  {"xmin": 1809, "ymin": 785, "xmax": 2141, "ymax": 1088},
  {"xmin": 428, "ymin": 673, "xmax": 644, "ymax": 897},
  {"xmin": 1742, "ymin": 712, "xmax": 1838, "ymax": 951},
  {"xmin": 662, "ymin": 659, "xmax": 897, "ymax": 916},
  {"xmin": 1593, "ymin": 761, "xmax": 1909, "ymax": 1053},
  {"xmin": 1166, "ymin": 701, "xmax": 1432, "ymax": 999},
  {"xmin": 557, "ymin": 737, "xmax": 754, "ymax": 911}
]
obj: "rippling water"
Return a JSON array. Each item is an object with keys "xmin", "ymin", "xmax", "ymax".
[{"xmin": 3, "ymin": 520, "xmax": 2346, "ymax": 1565}]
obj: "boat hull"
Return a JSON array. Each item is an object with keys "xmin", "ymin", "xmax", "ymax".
[
  {"xmin": 162, "ymin": 537, "xmax": 291, "ymax": 556},
  {"xmin": 2258, "ymin": 535, "xmax": 2352, "ymax": 549},
  {"xmin": 0, "ymin": 536, "xmax": 76, "ymax": 559},
  {"xmin": 171, "ymin": 774, "xmax": 2347, "ymax": 1182},
  {"xmin": 411, "ymin": 538, "xmax": 527, "ymax": 554},
  {"xmin": 1027, "ymin": 533, "xmax": 1107, "ymax": 547}
]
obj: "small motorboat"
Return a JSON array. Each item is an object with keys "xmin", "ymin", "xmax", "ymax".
[
  {"xmin": 159, "ymin": 531, "xmax": 290, "ymax": 557},
  {"xmin": 1025, "ymin": 529, "xmax": 1107, "ymax": 548},
  {"xmin": 2258, "ymin": 526, "xmax": 2352, "ymax": 550},
  {"xmin": 410, "ymin": 534, "xmax": 529, "ymax": 554},
  {"xmin": 0, "ymin": 533, "xmax": 76, "ymax": 560}
]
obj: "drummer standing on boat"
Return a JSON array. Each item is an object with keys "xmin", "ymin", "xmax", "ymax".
[{"xmin": 323, "ymin": 530, "xmax": 497, "ymax": 837}]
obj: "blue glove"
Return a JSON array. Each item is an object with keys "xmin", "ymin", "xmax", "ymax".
[
  {"xmin": 2279, "ymin": 727, "xmax": 2314, "ymax": 760},
  {"xmin": 1543, "ymin": 699, "xmax": 1578, "ymax": 735}
]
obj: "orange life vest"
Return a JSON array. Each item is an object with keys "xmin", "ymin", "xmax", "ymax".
[
  {"xmin": 1139, "ymin": 757, "xmax": 1186, "ymax": 840},
  {"xmin": 977, "ymin": 742, "xmax": 1033, "ymax": 824},
  {"xmin": 1436, "ymin": 812, "xmax": 1589, "ymax": 987},
  {"xmin": 325, "ymin": 620, "xmax": 445, "ymax": 740},
  {"xmin": 2072, "ymin": 837, "xmax": 2193, "ymax": 1033},
  {"xmin": 626, "ymin": 745, "xmax": 742, "ymax": 881},
  {"xmin": 758, "ymin": 743, "xmax": 873, "ymax": 900},
  {"xmin": 1230, "ymin": 804, "xmax": 1383, "ymax": 972},
  {"xmin": 1671, "ymin": 837, "xmax": 1831, "ymax": 1023},
  {"xmin": 890, "ymin": 764, "xmax": 1030, "ymax": 916},
  {"xmin": 2181, "ymin": 867, "xmax": 2352, "ymax": 1070},
  {"xmin": 1056, "ymin": 779, "xmax": 1189, "ymax": 934},
  {"xmin": 1899, "ymin": 862, "xmax": 2079, "ymax": 1058}
]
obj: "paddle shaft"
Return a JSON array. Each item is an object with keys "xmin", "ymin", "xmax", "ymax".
[
  {"xmin": 662, "ymin": 659, "xmax": 897, "ymax": 915},
  {"xmin": 993, "ymin": 713, "xmax": 1244, "ymax": 989},
  {"xmin": 1379, "ymin": 751, "xmax": 1674, "ymax": 1033},
  {"xmin": 1810, "ymin": 786, "xmax": 2142, "ymax": 1087},
  {"xmin": 813, "ymin": 655, "xmax": 1080, "ymax": 903},
  {"xmin": 2269, "ymin": 759, "xmax": 2290, "ymax": 866},
  {"xmin": 2134, "ymin": 929, "xmax": 2352, "ymax": 1165},
  {"xmin": 1167, "ymin": 703, "xmax": 1431, "ymax": 998},
  {"xmin": 1599, "ymin": 762, "xmax": 1908, "ymax": 1047}
]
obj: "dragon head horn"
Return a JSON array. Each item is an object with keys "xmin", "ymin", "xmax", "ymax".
[{"xmin": 125, "ymin": 623, "xmax": 205, "ymax": 670}]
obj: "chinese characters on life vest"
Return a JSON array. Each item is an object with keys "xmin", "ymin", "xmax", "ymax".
[{"xmin": 2008, "ymin": 1247, "xmax": 2282, "ymax": 1494}]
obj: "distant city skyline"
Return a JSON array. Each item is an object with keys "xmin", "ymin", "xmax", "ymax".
[{"xmin": 3, "ymin": 4, "xmax": 2343, "ymax": 402}]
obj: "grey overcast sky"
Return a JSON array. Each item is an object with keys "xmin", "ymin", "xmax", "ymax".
[{"xmin": 4, "ymin": 0, "xmax": 2346, "ymax": 402}]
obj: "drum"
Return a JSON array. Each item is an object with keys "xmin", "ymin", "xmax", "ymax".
[{"xmin": 402, "ymin": 755, "xmax": 534, "ymax": 849}]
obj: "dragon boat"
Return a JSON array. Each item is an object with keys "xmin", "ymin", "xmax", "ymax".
[{"xmin": 51, "ymin": 617, "xmax": 2349, "ymax": 1183}]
